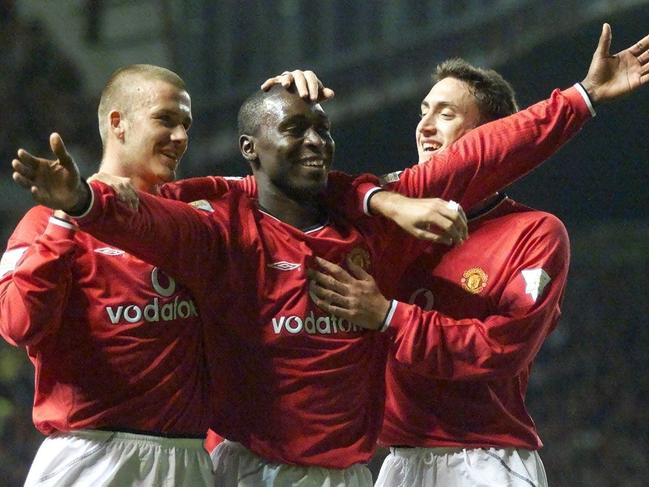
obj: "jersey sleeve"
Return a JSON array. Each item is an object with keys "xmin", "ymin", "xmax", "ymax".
[
  {"xmin": 0, "ymin": 207, "xmax": 76, "ymax": 347},
  {"xmin": 76, "ymin": 181, "xmax": 225, "ymax": 292},
  {"xmin": 356, "ymin": 86, "xmax": 592, "ymax": 213},
  {"xmin": 386, "ymin": 216, "xmax": 570, "ymax": 380},
  {"xmin": 158, "ymin": 175, "xmax": 257, "ymax": 202}
]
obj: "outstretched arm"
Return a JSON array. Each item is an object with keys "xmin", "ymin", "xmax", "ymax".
[
  {"xmin": 11, "ymin": 134, "xmax": 221, "ymax": 291},
  {"xmin": 364, "ymin": 23, "xmax": 649, "ymax": 219},
  {"xmin": 581, "ymin": 23, "xmax": 649, "ymax": 103}
]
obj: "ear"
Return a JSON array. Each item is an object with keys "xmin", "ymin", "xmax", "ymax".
[
  {"xmin": 240, "ymin": 134, "xmax": 259, "ymax": 168},
  {"xmin": 109, "ymin": 110, "xmax": 126, "ymax": 141}
]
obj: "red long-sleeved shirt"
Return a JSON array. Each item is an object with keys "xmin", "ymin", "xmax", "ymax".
[{"xmin": 67, "ymin": 86, "xmax": 591, "ymax": 467}]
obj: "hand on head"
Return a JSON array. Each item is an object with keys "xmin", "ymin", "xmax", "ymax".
[{"xmin": 261, "ymin": 70, "xmax": 335, "ymax": 102}]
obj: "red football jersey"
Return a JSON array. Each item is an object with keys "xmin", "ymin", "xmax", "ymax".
[
  {"xmin": 72, "ymin": 85, "xmax": 591, "ymax": 467},
  {"xmin": 380, "ymin": 197, "xmax": 569, "ymax": 449},
  {"xmin": 0, "ymin": 206, "xmax": 211, "ymax": 436}
]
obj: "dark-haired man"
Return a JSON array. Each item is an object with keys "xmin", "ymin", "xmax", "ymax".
[
  {"xmin": 308, "ymin": 25, "xmax": 644, "ymax": 486},
  {"xmin": 11, "ymin": 24, "xmax": 649, "ymax": 486}
]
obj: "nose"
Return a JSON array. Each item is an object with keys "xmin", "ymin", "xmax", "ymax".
[
  {"xmin": 418, "ymin": 112, "xmax": 436, "ymax": 135},
  {"xmin": 171, "ymin": 124, "xmax": 189, "ymax": 147},
  {"xmin": 304, "ymin": 127, "xmax": 326, "ymax": 148}
]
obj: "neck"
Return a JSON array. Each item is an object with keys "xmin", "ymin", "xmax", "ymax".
[
  {"xmin": 99, "ymin": 156, "xmax": 156, "ymax": 194},
  {"xmin": 256, "ymin": 185, "xmax": 325, "ymax": 230}
]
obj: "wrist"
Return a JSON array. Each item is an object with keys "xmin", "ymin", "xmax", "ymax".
[
  {"xmin": 64, "ymin": 179, "xmax": 92, "ymax": 216},
  {"xmin": 369, "ymin": 191, "xmax": 401, "ymax": 218},
  {"xmin": 579, "ymin": 79, "xmax": 599, "ymax": 104}
]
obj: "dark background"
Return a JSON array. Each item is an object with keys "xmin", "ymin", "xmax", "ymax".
[{"xmin": 0, "ymin": 1, "xmax": 647, "ymax": 485}]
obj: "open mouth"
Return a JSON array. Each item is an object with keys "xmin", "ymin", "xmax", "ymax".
[
  {"xmin": 422, "ymin": 142, "xmax": 443, "ymax": 153},
  {"xmin": 299, "ymin": 156, "xmax": 326, "ymax": 168}
]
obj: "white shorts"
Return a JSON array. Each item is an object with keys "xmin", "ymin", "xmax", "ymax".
[
  {"xmin": 24, "ymin": 429, "xmax": 215, "ymax": 487},
  {"xmin": 375, "ymin": 446, "xmax": 547, "ymax": 487},
  {"xmin": 210, "ymin": 439, "xmax": 373, "ymax": 487}
]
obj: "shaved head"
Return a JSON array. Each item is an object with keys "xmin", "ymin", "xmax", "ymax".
[
  {"xmin": 97, "ymin": 64, "xmax": 186, "ymax": 146},
  {"xmin": 237, "ymin": 85, "xmax": 301, "ymax": 137}
]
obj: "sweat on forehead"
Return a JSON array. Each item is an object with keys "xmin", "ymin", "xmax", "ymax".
[{"xmin": 237, "ymin": 85, "xmax": 319, "ymax": 136}]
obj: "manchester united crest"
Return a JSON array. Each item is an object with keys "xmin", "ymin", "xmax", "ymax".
[
  {"xmin": 461, "ymin": 267, "xmax": 488, "ymax": 294},
  {"xmin": 348, "ymin": 247, "xmax": 370, "ymax": 270}
]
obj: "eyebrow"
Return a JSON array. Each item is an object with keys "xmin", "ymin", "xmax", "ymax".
[
  {"xmin": 421, "ymin": 101, "xmax": 459, "ymax": 111},
  {"xmin": 154, "ymin": 108, "xmax": 192, "ymax": 125},
  {"xmin": 280, "ymin": 112, "xmax": 330, "ymax": 128}
]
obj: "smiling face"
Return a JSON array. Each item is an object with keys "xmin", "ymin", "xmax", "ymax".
[
  {"xmin": 112, "ymin": 79, "xmax": 192, "ymax": 189},
  {"xmin": 415, "ymin": 76, "xmax": 482, "ymax": 164},
  {"xmin": 241, "ymin": 89, "xmax": 335, "ymax": 203}
]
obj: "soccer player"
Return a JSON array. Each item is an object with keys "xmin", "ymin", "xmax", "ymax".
[
  {"xmin": 0, "ymin": 64, "xmax": 216, "ymax": 486},
  {"xmin": 308, "ymin": 25, "xmax": 648, "ymax": 486},
  {"xmin": 11, "ymin": 23, "xmax": 648, "ymax": 486}
]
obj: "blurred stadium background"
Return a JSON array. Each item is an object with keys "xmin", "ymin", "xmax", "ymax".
[{"xmin": 1, "ymin": 1, "xmax": 648, "ymax": 485}]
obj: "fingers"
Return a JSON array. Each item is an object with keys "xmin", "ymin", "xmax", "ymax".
[
  {"xmin": 12, "ymin": 153, "xmax": 36, "ymax": 181},
  {"xmin": 308, "ymin": 266, "xmax": 348, "ymax": 295},
  {"xmin": 49, "ymin": 132, "xmax": 79, "ymax": 175},
  {"xmin": 416, "ymin": 200, "xmax": 468, "ymax": 245},
  {"xmin": 313, "ymin": 256, "xmax": 353, "ymax": 283},
  {"xmin": 290, "ymin": 71, "xmax": 310, "ymax": 99},
  {"xmin": 260, "ymin": 70, "xmax": 334, "ymax": 102},
  {"xmin": 89, "ymin": 172, "xmax": 140, "ymax": 211},
  {"xmin": 628, "ymin": 31, "xmax": 649, "ymax": 58},
  {"xmin": 308, "ymin": 279, "xmax": 348, "ymax": 309},
  {"xmin": 12, "ymin": 169, "xmax": 35, "ymax": 190},
  {"xmin": 260, "ymin": 72, "xmax": 293, "ymax": 91},
  {"xmin": 345, "ymin": 255, "xmax": 372, "ymax": 280},
  {"xmin": 594, "ymin": 23, "xmax": 612, "ymax": 59},
  {"xmin": 321, "ymin": 87, "xmax": 335, "ymax": 100}
]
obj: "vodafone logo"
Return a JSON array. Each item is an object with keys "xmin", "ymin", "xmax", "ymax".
[
  {"xmin": 151, "ymin": 268, "xmax": 176, "ymax": 297},
  {"xmin": 272, "ymin": 311, "xmax": 361, "ymax": 335},
  {"xmin": 105, "ymin": 267, "xmax": 197, "ymax": 324}
]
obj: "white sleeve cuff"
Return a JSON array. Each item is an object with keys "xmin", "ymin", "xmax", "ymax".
[
  {"xmin": 379, "ymin": 300, "xmax": 398, "ymax": 332},
  {"xmin": 49, "ymin": 216, "xmax": 76, "ymax": 230},
  {"xmin": 363, "ymin": 187, "xmax": 383, "ymax": 216},
  {"xmin": 574, "ymin": 83, "xmax": 596, "ymax": 117},
  {"xmin": 66, "ymin": 183, "xmax": 95, "ymax": 220}
]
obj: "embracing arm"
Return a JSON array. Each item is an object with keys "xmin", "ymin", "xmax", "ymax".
[
  {"xmin": 388, "ymin": 217, "xmax": 570, "ymax": 380},
  {"xmin": 158, "ymin": 175, "xmax": 257, "ymax": 202},
  {"xmin": 310, "ymin": 216, "xmax": 569, "ymax": 381}
]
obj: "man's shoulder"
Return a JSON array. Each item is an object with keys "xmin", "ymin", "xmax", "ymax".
[{"xmin": 496, "ymin": 200, "xmax": 568, "ymax": 241}]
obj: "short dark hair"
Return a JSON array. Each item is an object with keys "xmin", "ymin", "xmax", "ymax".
[
  {"xmin": 434, "ymin": 58, "xmax": 518, "ymax": 123},
  {"xmin": 237, "ymin": 85, "xmax": 288, "ymax": 137}
]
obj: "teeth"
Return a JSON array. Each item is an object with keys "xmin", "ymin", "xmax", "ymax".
[
  {"xmin": 301, "ymin": 159, "xmax": 324, "ymax": 167},
  {"xmin": 423, "ymin": 143, "xmax": 441, "ymax": 152}
]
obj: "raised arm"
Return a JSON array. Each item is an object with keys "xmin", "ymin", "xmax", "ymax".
[
  {"xmin": 309, "ymin": 216, "xmax": 569, "ymax": 380},
  {"xmin": 363, "ymin": 24, "xmax": 649, "ymax": 218}
]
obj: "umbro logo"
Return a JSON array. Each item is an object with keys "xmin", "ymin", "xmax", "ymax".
[
  {"xmin": 94, "ymin": 247, "xmax": 125, "ymax": 256},
  {"xmin": 267, "ymin": 261, "xmax": 301, "ymax": 271}
]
